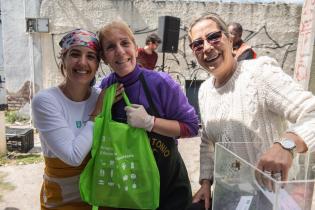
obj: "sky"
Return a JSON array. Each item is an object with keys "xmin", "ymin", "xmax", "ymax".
[{"xmin": 161, "ymin": 0, "xmax": 304, "ymax": 5}]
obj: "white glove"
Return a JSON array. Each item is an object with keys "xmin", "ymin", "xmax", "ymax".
[{"xmin": 124, "ymin": 104, "xmax": 155, "ymax": 131}]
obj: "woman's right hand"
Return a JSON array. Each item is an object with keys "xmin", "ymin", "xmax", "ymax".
[
  {"xmin": 89, "ymin": 83, "xmax": 124, "ymax": 121},
  {"xmin": 89, "ymin": 89, "xmax": 105, "ymax": 121},
  {"xmin": 192, "ymin": 179, "xmax": 212, "ymax": 210}
]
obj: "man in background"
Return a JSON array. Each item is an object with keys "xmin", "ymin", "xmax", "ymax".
[
  {"xmin": 228, "ymin": 22, "xmax": 257, "ymax": 61},
  {"xmin": 137, "ymin": 33, "xmax": 162, "ymax": 70}
]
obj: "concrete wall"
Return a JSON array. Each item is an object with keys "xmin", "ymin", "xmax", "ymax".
[
  {"xmin": 1, "ymin": 0, "xmax": 42, "ymax": 112},
  {"xmin": 0, "ymin": 0, "xmax": 303, "ymax": 115},
  {"xmin": 309, "ymin": 45, "xmax": 315, "ymax": 93},
  {"xmin": 39, "ymin": 0, "xmax": 150, "ymax": 88},
  {"xmin": 40, "ymin": 0, "xmax": 302, "ymax": 90},
  {"xmin": 0, "ymin": 1, "xmax": 6, "ymax": 109},
  {"xmin": 133, "ymin": 0, "xmax": 301, "ymax": 78},
  {"xmin": 0, "ymin": 1, "xmax": 3, "ymax": 69}
]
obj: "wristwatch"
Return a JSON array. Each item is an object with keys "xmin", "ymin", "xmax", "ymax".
[{"xmin": 274, "ymin": 139, "xmax": 297, "ymax": 158}]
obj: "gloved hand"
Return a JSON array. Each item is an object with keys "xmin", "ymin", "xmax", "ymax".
[{"xmin": 124, "ymin": 104, "xmax": 155, "ymax": 131}]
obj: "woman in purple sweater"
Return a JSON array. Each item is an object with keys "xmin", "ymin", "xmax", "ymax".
[{"xmin": 96, "ymin": 20, "xmax": 199, "ymax": 210}]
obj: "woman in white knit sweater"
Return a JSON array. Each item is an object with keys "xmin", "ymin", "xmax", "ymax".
[{"xmin": 187, "ymin": 13, "xmax": 315, "ymax": 209}]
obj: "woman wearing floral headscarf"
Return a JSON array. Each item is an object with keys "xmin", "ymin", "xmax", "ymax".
[{"xmin": 32, "ymin": 29, "xmax": 102, "ymax": 210}]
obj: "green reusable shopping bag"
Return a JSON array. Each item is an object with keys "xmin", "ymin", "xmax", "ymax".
[{"xmin": 79, "ymin": 83, "xmax": 160, "ymax": 210}]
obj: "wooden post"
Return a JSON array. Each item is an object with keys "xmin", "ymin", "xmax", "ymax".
[
  {"xmin": 0, "ymin": 68, "xmax": 7, "ymax": 155},
  {"xmin": 0, "ymin": 111, "xmax": 6, "ymax": 155},
  {"xmin": 294, "ymin": 0, "xmax": 315, "ymax": 90}
]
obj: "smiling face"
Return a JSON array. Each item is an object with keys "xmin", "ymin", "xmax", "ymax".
[
  {"xmin": 62, "ymin": 45, "xmax": 99, "ymax": 86},
  {"xmin": 100, "ymin": 28, "xmax": 138, "ymax": 77},
  {"xmin": 190, "ymin": 19, "xmax": 235, "ymax": 80}
]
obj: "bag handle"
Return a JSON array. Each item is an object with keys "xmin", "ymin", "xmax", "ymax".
[
  {"xmin": 100, "ymin": 83, "xmax": 131, "ymax": 120},
  {"xmin": 122, "ymin": 90, "xmax": 131, "ymax": 106}
]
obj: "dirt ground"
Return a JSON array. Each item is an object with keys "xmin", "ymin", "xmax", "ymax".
[
  {"xmin": 2, "ymin": 134, "xmax": 315, "ymax": 210},
  {"xmin": 0, "ymin": 135, "xmax": 201, "ymax": 210}
]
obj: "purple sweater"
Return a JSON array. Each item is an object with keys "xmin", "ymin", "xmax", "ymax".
[{"xmin": 99, "ymin": 65, "xmax": 199, "ymax": 137}]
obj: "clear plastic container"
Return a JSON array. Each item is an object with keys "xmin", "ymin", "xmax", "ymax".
[{"xmin": 213, "ymin": 142, "xmax": 315, "ymax": 210}]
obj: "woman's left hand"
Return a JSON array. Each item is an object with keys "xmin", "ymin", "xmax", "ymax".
[
  {"xmin": 255, "ymin": 143, "xmax": 293, "ymax": 191},
  {"xmin": 255, "ymin": 133, "xmax": 307, "ymax": 191},
  {"xmin": 125, "ymin": 104, "xmax": 155, "ymax": 131}
]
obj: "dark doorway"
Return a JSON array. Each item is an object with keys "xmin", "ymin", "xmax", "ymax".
[{"xmin": 185, "ymin": 80, "xmax": 204, "ymax": 124}]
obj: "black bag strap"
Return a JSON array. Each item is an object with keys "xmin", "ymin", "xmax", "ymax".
[
  {"xmin": 139, "ymin": 73, "xmax": 175, "ymax": 145},
  {"xmin": 139, "ymin": 73, "xmax": 160, "ymax": 118}
]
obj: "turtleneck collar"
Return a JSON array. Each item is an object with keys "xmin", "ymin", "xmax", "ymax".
[{"xmin": 114, "ymin": 64, "xmax": 142, "ymax": 87}]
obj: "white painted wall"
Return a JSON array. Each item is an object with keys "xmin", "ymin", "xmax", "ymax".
[
  {"xmin": 1, "ymin": 0, "xmax": 42, "ymax": 92},
  {"xmin": 39, "ymin": 0, "xmax": 302, "ymax": 90},
  {"xmin": 0, "ymin": 0, "xmax": 305, "ymax": 117},
  {"xmin": 158, "ymin": 0, "xmax": 303, "ymax": 3},
  {"xmin": 0, "ymin": 1, "xmax": 5, "ymax": 107},
  {"xmin": 0, "ymin": 1, "xmax": 3, "ymax": 69}
]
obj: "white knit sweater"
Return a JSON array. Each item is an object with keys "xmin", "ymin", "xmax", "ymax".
[{"xmin": 198, "ymin": 56, "xmax": 315, "ymax": 182}]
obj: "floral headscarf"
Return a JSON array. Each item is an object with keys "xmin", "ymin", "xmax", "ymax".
[{"xmin": 59, "ymin": 29, "xmax": 100, "ymax": 54}]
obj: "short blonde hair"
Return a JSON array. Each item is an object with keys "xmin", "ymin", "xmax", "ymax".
[
  {"xmin": 98, "ymin": 20, "xmax": 136, "ymax": 52},
  {"xmin": 188, "ymin": 13, "xmax": 229, "ymax": 42}
]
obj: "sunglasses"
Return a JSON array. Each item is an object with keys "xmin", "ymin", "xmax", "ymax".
[{"xmin": 189, "ymin": 31, "xmax": 222, "ymax": 52}]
